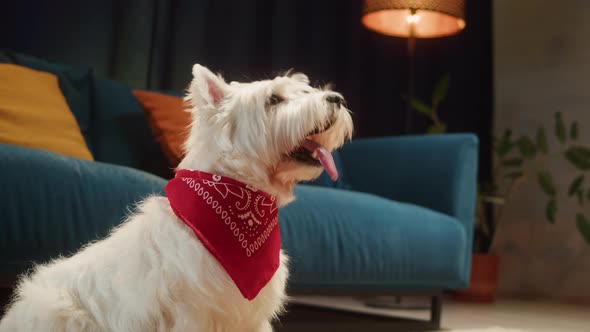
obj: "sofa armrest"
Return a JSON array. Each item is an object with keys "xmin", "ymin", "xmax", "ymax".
[
  {"xmin": 0, "ymin": 144, "xmax": 166, "ymax": 277},
  {"xmin": 339, "ymin": 133, "xmax": 478, "ymax": 238}
]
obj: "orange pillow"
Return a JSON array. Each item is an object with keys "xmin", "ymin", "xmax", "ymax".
[{"xmin": 132, "ymin": 90, "xmax": 191, "ymax": 166}]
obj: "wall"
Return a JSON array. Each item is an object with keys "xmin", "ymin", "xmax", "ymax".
[{"xmin": 493, "ymin": 0, "xmax": 590, "ymax": 301}]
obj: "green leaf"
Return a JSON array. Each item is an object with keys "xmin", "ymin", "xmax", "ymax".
[
  {"xmin": 517, "ymin": 136, "xmax": 537, "ymax": 159},
  {"xmin": 409, "ymin": 98, "xmax": 432, "ymax": 115},
  {"xmin": 568, "ymin": 175, "xmax": 585, "ymax": 196},
  {"xmin": 546, "ymin": 199, "xmax": 557, "ymax": 224},
  {"xmin": 504, "ymin": 171, "xmax": 524, "ymax": 180},
  {"xmin": 495, "ymin": 139, "xmax": 514, "ymax": 157},
  {"xmin": 501, "ymin": 158, "xmax": 523, "ymax": 167},
  {"xmin": 555, "ymin": 112, "xmax": 567, "ymax": 144},
  {"xmin": 578, "ymin": 190, "xmax": 584, "ymax": 206},
  {"xmin": 565, "ymin": 146, "xmax": 590, "ymax": 171},
  {"xmin": 570, "ymin": 121, "xmax": 579, "ymax": 140},
  {"xmin": 575, "ymin": 213, "xmax": 590, "ymax": 246},
  {"xmin": 538, "ymin": 172, "xmax": 557, "ymax": 196},
  {"xmin": 495, "ymin": 129, "xmax": 514, "ymax": 157},
  {"xmin": 536, "ymin": 128, "xmax": 548, "ymax": 153},
  {"xmin": 427, "ymin": 123, "xmax": 447, "ymax": 134},
  {"xmin": 432, "ymin": 74, "xmax": 450, "ymax": 107}
]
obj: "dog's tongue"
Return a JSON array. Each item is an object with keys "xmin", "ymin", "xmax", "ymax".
[{"xmin": 302, "ymin": 139, "xmax": 338, "ymax": 181}]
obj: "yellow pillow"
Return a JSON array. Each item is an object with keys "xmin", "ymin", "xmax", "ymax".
[{"xmin": 0, "ymin": 64, "xmax": 93, "ymax": 160}]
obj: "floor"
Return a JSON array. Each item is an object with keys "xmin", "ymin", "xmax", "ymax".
[
  {"xmin": 442, "ymin": 299, "xmax": 589, "ymax": 331},
  {"xmin": 290, "ymin": 296, "xmax": 590, "ymax": 332},
  {"xmin": 2, "ymin": 289, "xmax": 588, "ymax": 331}
]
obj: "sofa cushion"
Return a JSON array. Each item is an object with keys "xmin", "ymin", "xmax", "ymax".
[
  {"xmin": 0, "ymin": 49, "xmax": 94, "ymax": 149},
  {"xmin": 0, "ymin": 144, "xmax": 166, "ymax": 278},
  {"xmin": 0, "ymin": 64, "xmax": 93, "ymax": 161},
  {"xmin": 279, "ymin": 185, "xmax": 469, "ymax": 290}
]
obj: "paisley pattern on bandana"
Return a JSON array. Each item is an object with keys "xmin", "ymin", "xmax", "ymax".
[{"xmin": 165, "ymin": 169, "xmax": 281, "ymax": 300}]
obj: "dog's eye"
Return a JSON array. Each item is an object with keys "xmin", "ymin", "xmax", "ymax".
[{"xmin": 267, "ymin": 94, "xmax": 284, "ymax": 106}]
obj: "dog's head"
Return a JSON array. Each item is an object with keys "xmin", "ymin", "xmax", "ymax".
[{"xmin": 179, "ymin": 64, "xmax": 353, "ymax": 205}]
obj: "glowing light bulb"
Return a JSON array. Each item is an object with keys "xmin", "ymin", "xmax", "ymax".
[
  {"xmin": 457, "ymin": 19, "xmax": 466, "ymax": 29},
  {"xmin": 406, "ymin": 13, "xmax": 420, "ymax": 24}
]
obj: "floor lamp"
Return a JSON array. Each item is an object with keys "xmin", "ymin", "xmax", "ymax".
[
  {"xmin": 360, "ymin": 0, "xmax": 466, "ymax": 309},
  {"xmin": 361, "ymin": 0, "xmax": 466, "ymax": 134}
]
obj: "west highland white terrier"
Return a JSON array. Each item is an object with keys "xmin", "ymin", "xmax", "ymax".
[{"xmin": 0, "ymin": 64, "xmax": 353, "ymax": 331}]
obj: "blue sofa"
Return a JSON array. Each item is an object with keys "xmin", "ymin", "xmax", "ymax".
[{"xmin": 0, "ymin": 52, "xmax": 478, "ymax": 328}]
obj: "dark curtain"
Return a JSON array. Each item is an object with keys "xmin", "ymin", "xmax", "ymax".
[
  {"xmin": 0, "ymin": 0, "xmax": 493, "ymax": 179},
  {"xmin": 0, "ymin": 0, "xmax": 158, "ymax": 86}
]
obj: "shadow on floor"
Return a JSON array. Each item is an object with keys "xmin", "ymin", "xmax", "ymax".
[{"xmin": 274, "ymin": 304, "xmax": 442, "ymax": 332}]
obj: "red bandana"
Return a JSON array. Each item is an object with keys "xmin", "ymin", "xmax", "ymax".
[{"xmin": 165, "ymin": 169, "xmax": 281, "ymax": 300}]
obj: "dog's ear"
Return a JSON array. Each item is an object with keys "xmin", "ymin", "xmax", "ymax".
[
  {"xmin": 186, "ymin": 64, "xmax": 229, "ymax": 110},
  {"xmin": 290, "ymin": 73, "xmax": 309, "ymax": 84}
]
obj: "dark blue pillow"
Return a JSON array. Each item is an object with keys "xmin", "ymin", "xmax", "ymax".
[{"xmin": 91, "ymin": 79, "xmax": 171, "ymax": 178}]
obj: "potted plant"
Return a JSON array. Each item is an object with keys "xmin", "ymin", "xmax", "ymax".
[
  {"xmin": 409, "ymin": 78, "xmax": 590, "ymax": 302},
  {"xmin": 407, "ymin": 76, "xmax": 501, "ymax": 302}
]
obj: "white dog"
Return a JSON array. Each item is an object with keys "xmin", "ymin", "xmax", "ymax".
[{"xmin": 0, "ymin": 64, "xmax": 353, "ymax": 332}]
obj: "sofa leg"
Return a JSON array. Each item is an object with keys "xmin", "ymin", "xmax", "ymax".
[{"xmin": 429, "ymin": 294, "xmax": 442, "ymax": 329}]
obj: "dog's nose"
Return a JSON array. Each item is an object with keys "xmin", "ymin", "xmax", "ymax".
[{"xmin": 325, "ymin": 94, "xmax": 345, "ymax": 107}]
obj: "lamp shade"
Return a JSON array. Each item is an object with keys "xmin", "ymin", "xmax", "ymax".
[{"xmin": 362, "ymin": 0, "xmax": 466, "ymax": 38}]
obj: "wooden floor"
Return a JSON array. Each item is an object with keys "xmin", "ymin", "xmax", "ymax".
[
  {"xmin": 288, "ymin": 296, "xmax": 590, "ymax": 332},
  {"xmin": 3, "ymin": 289, "xmax": 589, "ymax": 331},
  {"xmin": 441, "ymin": 299, "xmax": 590, "ymax": 331}
]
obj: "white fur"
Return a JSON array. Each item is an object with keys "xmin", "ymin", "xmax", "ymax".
[{"xmin": 0, "ymin": 64, "xmax": 353, "ymax": 332}]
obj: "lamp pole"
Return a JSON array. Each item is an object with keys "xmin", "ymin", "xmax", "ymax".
[{"xmin": 405, "ymin": 8, "xmax": 417, "ymax": 134}]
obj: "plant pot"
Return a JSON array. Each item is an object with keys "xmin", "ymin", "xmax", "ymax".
[{"xmin": 452, "ymin": 253, "xmax": 499, "ymax": 303}]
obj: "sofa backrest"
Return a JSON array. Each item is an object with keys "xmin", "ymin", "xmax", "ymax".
[
  {"xmin": 0, "ymin": 49, "xmax": 170, "ymax": 177},
  {"xmin": 1, "ymin": 50, "xmax": 351, "ymax": 184}
]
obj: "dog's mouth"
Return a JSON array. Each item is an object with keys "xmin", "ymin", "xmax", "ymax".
[{"xmin": 288, "ymin": 121, "xmax": 339, "ymax": 181}]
